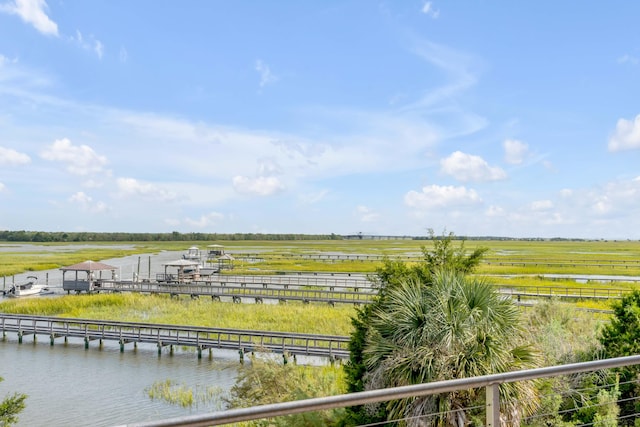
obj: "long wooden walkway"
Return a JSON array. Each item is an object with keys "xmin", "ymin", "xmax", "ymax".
[
  {"xmin": 95, "ymin": 277, "xmax": 377, "ymax": 305},
  {"xmin": 91, "ymin": 277, "xmax": 628, "ymax": 305},
  {"xmin": 0, "ymin": 314, "xmax": 349, "ymax": 360}
]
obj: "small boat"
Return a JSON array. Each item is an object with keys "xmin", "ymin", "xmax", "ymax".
[{"xmin": 3, "ymin": 276, "xmax": 50, "ymax": 298}]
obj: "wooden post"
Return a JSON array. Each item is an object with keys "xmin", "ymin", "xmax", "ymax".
[
  {"xmin": 50, "ymin": 335, "xmax": 55, "ymax": 346},
  {"xmin": 84, "ymin": 337, "xmax": 89, "ymax": 349},
  {"xmin": 197, "ymin": 346, "xmax": 202, "ymax": 359}
]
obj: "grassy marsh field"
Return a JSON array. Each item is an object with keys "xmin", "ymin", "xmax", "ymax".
[{"xmin": 1, "ymin": 238, "xmax": 639, "ymax": 323}]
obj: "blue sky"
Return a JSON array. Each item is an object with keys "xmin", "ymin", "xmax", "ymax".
[{"xmin": 1, "ymin": 1, "xmax": 640, "ymax": 239}]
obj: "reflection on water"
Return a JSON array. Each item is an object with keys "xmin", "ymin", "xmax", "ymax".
[{"xmin": 0, "ymin": 336, "xmax": 239, "ymax": 426}]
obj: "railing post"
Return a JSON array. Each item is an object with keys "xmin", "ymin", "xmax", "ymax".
[{"xmin": 486, "ymin": 383, "xmax": 500, "ymax": 427}]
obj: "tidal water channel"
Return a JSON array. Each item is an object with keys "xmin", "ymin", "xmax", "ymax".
[
  {"xmin": 0, "ymin": 336, "xmax": 240, "ymax": 426},
  {"xmin": 0, "ymin": 246, "xmax": 242, "ymax": 426}
]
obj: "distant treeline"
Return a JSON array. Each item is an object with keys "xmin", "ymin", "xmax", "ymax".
[
  {"xmin": 0, "ymin": 230, "xmax": 342, "ymax": 242},
  {"xmin": 0, "ymin": 230, "xmax": 601, "ymax": 243}
]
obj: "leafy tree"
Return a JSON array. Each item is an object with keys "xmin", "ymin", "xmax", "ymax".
[
  {"xmin": 0, "ymin": 377, "xmax": 26, "ymax": 427},
  {"xmin": 363, "ymin": 271, "xmax": 539, "ymax": 426},
  {"xmin": 421, "ymin": 229, "xmax": 488, "ymax": 276},
  {"xmin": 341, "ymin": 230, "xmax": 489, "ymax": 426},
  {"xmin": 599, "ymin": 290, "xmax": 640, "ymax": 425}
]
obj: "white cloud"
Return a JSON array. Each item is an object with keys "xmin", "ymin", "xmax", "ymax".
[
  {"xmin": 70, "ymin": 30, "xmax": 104, "ymax": 59},
  {"xmin": 530, "ymin": 199, "xmax": 553, "ymax": 211},
  {"xmin": 68, "ymin": 191, "xmax": 108, "ymax": 213},
  {"xmin": 0, "ymin": 146, "xmax": 31, "ymax": 165},
  {"xmin": 40, "ymin": 138, "xmax": 108, "ymax": 175},
  {"xmin": 232, "ymin": 175, "xmax": 284, "ymax": 196},
  {"xmin": 355, "ymin": 205, "xmax": 380, "ymax": 222},
  {"xmin": 119, "ymin": 47, "xmax": 128, "ymax": 63},
  {"xmin": 94, "ymin": 40, "xmax": 104, "ymax": 59},
  {"xmin": 184, "ymin": 211, "xmax": 224, "ymax": 228},
  {"xmin": 560, "ymin": 188, "xmax": 573, "ymax": 198},
  {"xmin": 485, "ymin": 205, "xmax": 505, "ymax": 217},
  {"xmin": 255, "ymin": 59, "xmax": 277, "ymax": 88},
  {"xmin": 115, "ymin": 177, "xmax": 178, "ymax": 202},
  {"xmin": 503, "ymin": 139, "xmax": 529, "ymax": 165},
  {"xmin": 0, "ymin": 182, "xmax": 5, "ymax": 192},
  {"xmin": 0, "ymin": 0, "xmax": 58, "ymax": 36},
  {"xmin": 0, "ymin": 54, "xmax": 18, "ymax": 67},
  {"xmin": 609, "ymin": 114, "xmax": 640, "ymax": 151},
  {"xmin": 404, "ymin": 184, "xmax": 482, "ymax": 209},
  {"xmin": 591, "ymin": 196, "xmax": 612, "ymax": 215},
  {"xmin": 421, "ymin": 1, "xmax": 439, "ymax": 18},
  {"xmin": 440, "ymin": 151, "xmax": 506, "ymax": 182}
]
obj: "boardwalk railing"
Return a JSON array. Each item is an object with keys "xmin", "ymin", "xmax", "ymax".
[
  {"xmin": 0, "ymin": 314, "xmax": 349, "ymax": 360},
  {"xmin": 96, "ymin": 280, "xmax": 376, "ymax": 305},
  {"xmin": 94, "ymin": 278, "xmax": 628, "ymax": 305},
  {"xmin": 231, "ymin": 252, "xmax": 640, "ymax": 270}
]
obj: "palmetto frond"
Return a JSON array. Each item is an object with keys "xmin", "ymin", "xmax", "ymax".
[{"xmin": 363, "ymin": 270, "xmax": 540, "ymax": 426}]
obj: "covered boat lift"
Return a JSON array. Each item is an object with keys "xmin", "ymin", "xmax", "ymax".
[
  {"xmin": 156, "ymin": 259, "xmax": 201, "ymax": 283},
  {"xmin": 61, "ymin": 260, "xmax": 118, "ymax": 293}
]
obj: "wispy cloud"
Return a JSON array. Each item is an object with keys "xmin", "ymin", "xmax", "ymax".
[
  {"xmin": 255, "ymin": 59, "xmax": 277, "ymax": 88},
  {"xmin": 70, "ymin": 30, "xmax": 104, "ymax": 59},
  {"xmin": 232, "ymin": 175, "xmax": 284, "ymax": 196},
  {"xmin": 115, "ymin": 177, "xmax": 178, "ymax": 202},
  {"xmin": 503, "ymin": 139, "xmax": 529, "ymax": 164},
  {"xmin": 421, "ymin": 1, "xmax": 439, "ymax": 18},
  {"xmin": 184, "ymin": 211, "xmax": 224, "ymax": 228},
  {"xmin": 355, "ymin": 205, "xmax": 380, "ymax": 222},
  {"xmin": 403, "ymin": 39, "xmax": 480, "ymax": 111},
  {"xmin": 618, "ymin": 54, "xmax": 639, "ymax": 65},
  {"xmin": 0, "ymin": 146, "xmax": 31, "ymax": 165},
  {"xmin": 404, "ymin": 184, "xmax": 482, "ymax": 209},
  {"xmin": 0, "ymin": 0, "xmax": 58, "ymax": 36},
  {"xmin": 68, "ymin": 191, "xmax": 108, "ymax": 213}
]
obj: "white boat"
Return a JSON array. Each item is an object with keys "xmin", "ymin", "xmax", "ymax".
[{"xmin": 4, "ymin": 276, "xmax": 49, "ymax": 298}]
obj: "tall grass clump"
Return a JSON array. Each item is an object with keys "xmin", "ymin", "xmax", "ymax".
[
  {"xmin": 225, "ymin": 353, "xmax": 346, "ymax": 426},
  {"xmin": 147, "ymin": 379, "xmax": 224, "ymax": 408}
]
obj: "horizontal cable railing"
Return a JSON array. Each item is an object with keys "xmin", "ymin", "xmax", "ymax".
[{"xmin": 117, "ymin": 354, "xmax": 640, "ymax": 427}]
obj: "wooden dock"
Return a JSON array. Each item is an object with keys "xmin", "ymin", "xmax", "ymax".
[{"xmin": 0, "ymin": 314, "xmax": 350, "ymax": 360}]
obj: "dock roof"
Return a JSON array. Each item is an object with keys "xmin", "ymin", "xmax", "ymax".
[{"xmin": 60, "ymin": 260, "xmax": 117, "ymax": 271}]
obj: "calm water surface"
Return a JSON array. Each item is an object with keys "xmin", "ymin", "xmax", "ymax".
[{"xmin": 0, "ymin": 335, "xmax": 240, "ymax": 426}]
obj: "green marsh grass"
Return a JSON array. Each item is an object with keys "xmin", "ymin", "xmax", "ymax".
[
  {"xmin": 147, "ymin": 379, "xmax": 224, "ymax": 408},
  {"xmin": 0, "ymin": 294, "xmax": 355, "ymax": 335}
]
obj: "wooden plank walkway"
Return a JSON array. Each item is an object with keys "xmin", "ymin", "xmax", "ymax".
[
  {"xmin": 92, "ymin": 277, "xmax": 626, "ymax": 304},
  {"xmin": 95, "ymin": 279, "xmax": 377, "ymax": 305},
  {"xmin": 0, "ymin": 314, "xmax": 350, "ymax": 360}
]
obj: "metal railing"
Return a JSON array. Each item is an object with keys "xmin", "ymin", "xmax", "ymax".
[{"xmin": 119, "ymin": 354, "xmax": 640, "ymax": 427}]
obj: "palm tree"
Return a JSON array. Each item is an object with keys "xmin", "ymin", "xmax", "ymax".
[{"xmin": 363, "ymin": 270, "xmax": 539, "ymax": 427}]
